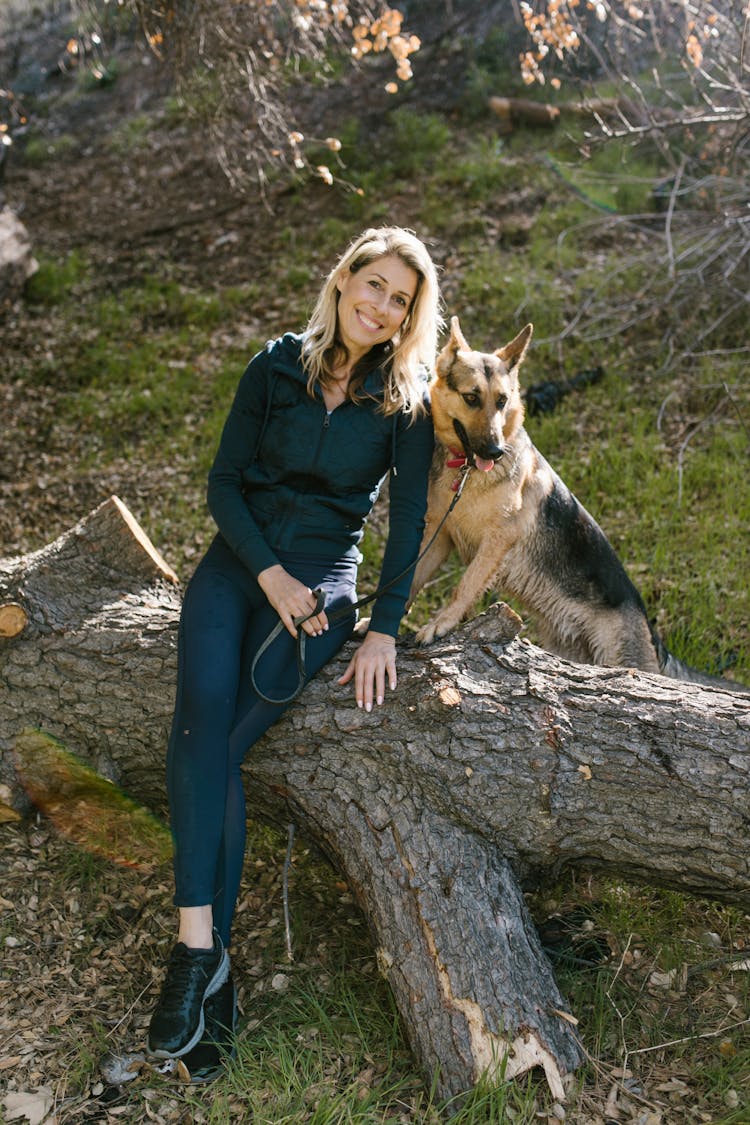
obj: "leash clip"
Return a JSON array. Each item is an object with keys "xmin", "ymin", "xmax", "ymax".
[{"xmin": 451, "ymin": 461, "xmax": 473, "ymax": 494}]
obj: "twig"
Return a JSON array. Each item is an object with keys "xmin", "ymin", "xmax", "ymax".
[
  {"xmin": 628, "ymin": 1015, "xmax": 750, "ymax": 1057},
  {"xmin": 677, "ymin": 396, "xmax": 727, "ymax": 506},
  {"xmin": 105, "ymin": 981, "xmax": 154, "ymax": 1038},
  {"xmin": 664, "ymin": 157, "xmax": 686, "ymax": 280},
  {"xmin": 602, "ymin": 935, "xmax": 665, "ymax": 1112},
  {"xmin": 283, "ymin": 821, "xmax": 296, "ymax": 962},
  {"xmin": 656, "ymin": 391, "xmax": 678, "ymax": 432},
  {"xmin": 723, "ymin": 381, "xmax": 750, "ymax": 444},
  {"xmin": 605, "ymin": 933, "xmax": 633, "ymax": 1067}
]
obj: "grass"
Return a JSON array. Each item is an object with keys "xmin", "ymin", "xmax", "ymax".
[{"xmin": 23, "ymin": 132, "xmax": 79, "ymax": 164}]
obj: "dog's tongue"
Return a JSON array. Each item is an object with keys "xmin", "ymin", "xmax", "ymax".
[{"xmin": 474, "ymin": 456, "xmax": 495, "ymax": 472}]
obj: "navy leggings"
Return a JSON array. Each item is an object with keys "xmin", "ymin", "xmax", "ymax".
[{"xmin": 166, "ymin": 534, "xmax": 357, "ymax": 945}]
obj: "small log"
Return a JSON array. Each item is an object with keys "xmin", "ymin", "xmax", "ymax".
[
  {"xmin": 487, "ymin": 94, "xmax": 651, "ymax": 134},
  {"xmin": 488, "ymin": 95, "xmax": 560, "ymax": 133}
]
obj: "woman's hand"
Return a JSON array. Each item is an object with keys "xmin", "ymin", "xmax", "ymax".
[
  {"xmin": 338, "ymin": 630, "xmax": 397, "ymax": 711},
  {"xmin": 257, "ymin": 564, "xmax": 328, "ymax": 638}
]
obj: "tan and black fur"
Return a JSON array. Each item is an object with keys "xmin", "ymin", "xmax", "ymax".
[{"xmin": 410, "ymin": 316, "xmax": 739, "ymax": 687}]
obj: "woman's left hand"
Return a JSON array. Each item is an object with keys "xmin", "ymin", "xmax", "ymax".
[{"xmin": 338, "ymin": 630, "xmax": 397, "ymax": 711}]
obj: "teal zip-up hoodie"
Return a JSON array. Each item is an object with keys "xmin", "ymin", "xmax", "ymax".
[{"xmin": 207, "ymin": 333, "xmax": 434, "ymax": 637}]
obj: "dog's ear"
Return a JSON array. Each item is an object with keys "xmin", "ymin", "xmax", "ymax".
[
  {"xmin": 496, "ymin": 323, "xmax": 533, "ymax": 372},
  {"xmin": 448, "ymin": 315, "xmax": 470, "ymax": 353}
]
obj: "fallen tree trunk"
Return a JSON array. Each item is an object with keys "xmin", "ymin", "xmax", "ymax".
[
  {"xmin": 2, "ymin": 498, "xmax": 749, "ymax": 1101},
  {"xmin": 488, "ymin": 95, "xmax": 561, "ymax": 133}
]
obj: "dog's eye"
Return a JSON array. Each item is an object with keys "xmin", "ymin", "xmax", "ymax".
[
  {"xmin": 462, "ymin": 392, "xmax": 480, "ymax": 407},
  {"xmin": 496, "ymin": 395, "xmax": 508, "ymax": 410}
]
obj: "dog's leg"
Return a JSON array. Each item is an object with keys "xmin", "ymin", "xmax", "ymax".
[
  {"xmin": 416, "ymin": 537, "xmax": 506, "ymax": 644},
  {"xmin": 406, "ymin": 525, "xmax": 454, "ymax": 610}
]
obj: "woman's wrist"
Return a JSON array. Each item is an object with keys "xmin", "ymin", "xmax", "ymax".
[
  {"xmin": 361, "ymin": 629, "xmax": 396, "ymax": 647},
  {"xmin": 257, "ymin": 564, "xmax": 285, "ymax": 593}
]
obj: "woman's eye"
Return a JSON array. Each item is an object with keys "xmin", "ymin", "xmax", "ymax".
[
  {"xmin": 368, "ymin": 279, "xmax": 381, "ymax": 289},
  {"xmin": 394, "ymin": 295, "xmax": 407, "ymax": 308}
]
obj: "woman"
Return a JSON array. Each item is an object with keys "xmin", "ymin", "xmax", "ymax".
[{"xmin": 147, "ymin": 227, "xmax": 441, "ymax": 1081}]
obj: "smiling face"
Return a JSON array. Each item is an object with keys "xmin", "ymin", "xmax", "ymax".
[{"xmin": 335, "ymin": 254, "xmax": 418, "ymax": 365}]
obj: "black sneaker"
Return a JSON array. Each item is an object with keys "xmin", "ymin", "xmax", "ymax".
[
  {"xmin": 147, "ymin": 930, "xmax": 229, "ymax": 1059},
  {"xmin": 182, "ymin": 974, "xmax": 237, "ymax": 1084}
]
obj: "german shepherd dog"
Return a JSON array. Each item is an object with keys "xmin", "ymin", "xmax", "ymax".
[{"xmin": 409, "ymin": 316, "xmax": 739, "ymax": 688}]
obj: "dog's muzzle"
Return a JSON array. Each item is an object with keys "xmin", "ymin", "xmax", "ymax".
[{"xmin": 452, "ymin": 419, "xmax": 503, "ymax": 472}]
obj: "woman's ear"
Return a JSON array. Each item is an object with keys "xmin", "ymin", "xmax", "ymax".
[{"xmin": 335, "ymin": 269, "xmax": 349, "ymax": 294}]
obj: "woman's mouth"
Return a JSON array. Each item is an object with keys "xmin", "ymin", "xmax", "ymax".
[{"xmin": 356, "ymin": 309, "xmax": 383, "ymax": 332}]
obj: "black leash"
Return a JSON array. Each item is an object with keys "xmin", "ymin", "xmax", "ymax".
[{"xmin": 250, "ymin": 463, "xmax": 472, "ymax": 704}]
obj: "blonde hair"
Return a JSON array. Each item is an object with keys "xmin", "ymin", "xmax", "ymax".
[{"xmin": 302, "ymin": 226, "xmax": 442, "ymax": 417}]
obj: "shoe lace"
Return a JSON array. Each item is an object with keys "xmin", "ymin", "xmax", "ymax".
[{"xmin": 159, "ymin": 946, "xmax": 211, "ymax": 1013}]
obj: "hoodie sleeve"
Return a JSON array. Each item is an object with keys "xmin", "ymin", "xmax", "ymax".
[
  {"xmin": 368, "ymin": 405, "xmax": 434, "ymax": 637},
  {"xmin": 206, "ymin": 343, "xmax": 281, "ymax": 578}
]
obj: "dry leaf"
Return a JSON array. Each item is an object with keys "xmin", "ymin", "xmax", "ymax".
[
  {"xmin": 577, "ymin": 764, "xmax": 592, "ymax": 780},
  {"xmin": 175, "ymin": 1058, "xmax": 191, "ymax": 1083},
  {"xmin": 649, "ymin": 968, "xmax": 676, "ymax": 988},
  {"xmin": 2, "ymin": 1086, "xmax": 54, "ymax": 1125}
]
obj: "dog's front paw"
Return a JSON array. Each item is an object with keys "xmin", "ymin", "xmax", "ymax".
[
  {"xmin": 415, "ymin": 620, "xmax": 438, "ymax": 645},
  {"xmin": 415, "ymin": 612, "xmax": 457, "ymax": 645}
]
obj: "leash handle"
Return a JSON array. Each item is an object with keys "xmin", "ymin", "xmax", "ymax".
[
  {"xmin": 250, "ymin": 463, "xmax": 472, "ymax": 705},
  {"xmin": 250, "ymin": 589, "xmax": 326, "ymax": 705}
]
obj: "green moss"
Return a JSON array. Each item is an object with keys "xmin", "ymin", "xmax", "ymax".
[
  {"xmin": 25, "ymin": 251, "xmax": 88, "ymax": 304},
  {"xmin": 23, "ymin": 132, "xmax": 78, "ymax": 165}
]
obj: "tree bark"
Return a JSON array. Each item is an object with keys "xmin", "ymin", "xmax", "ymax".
[{"xmin": 2, "ymin": 498, "xmax": 749, "ymax": 1101}]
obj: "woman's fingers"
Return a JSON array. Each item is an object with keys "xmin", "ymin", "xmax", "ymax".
[
  {"xmin": 297, "ymin": 607, "xmax": 329, "ymax": 638},
  {"xmin": 337, "ymin": 631, "xmax": 397, "ymax": 711},
  {"xmin": 257, "ymin": 565, "xmax": 328, "ymax": 637}
]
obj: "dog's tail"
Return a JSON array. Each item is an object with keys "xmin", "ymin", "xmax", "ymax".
[{"xmin": 652, "ymin": 631, "xmax": 747, "ymax": 693}]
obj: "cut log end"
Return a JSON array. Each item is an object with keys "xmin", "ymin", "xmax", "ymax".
[
  {"xmin": 0, "ymin": 602, "xmax": 28, "ymax": 638},
  {"xmin": 85, "ymin": 496, "xmax": 179, "ymax": 585}
]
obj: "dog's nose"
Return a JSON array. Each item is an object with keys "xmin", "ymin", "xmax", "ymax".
[{"xmin": 479, "ymin": 443, "xmax": 504, "ymax": 460}]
